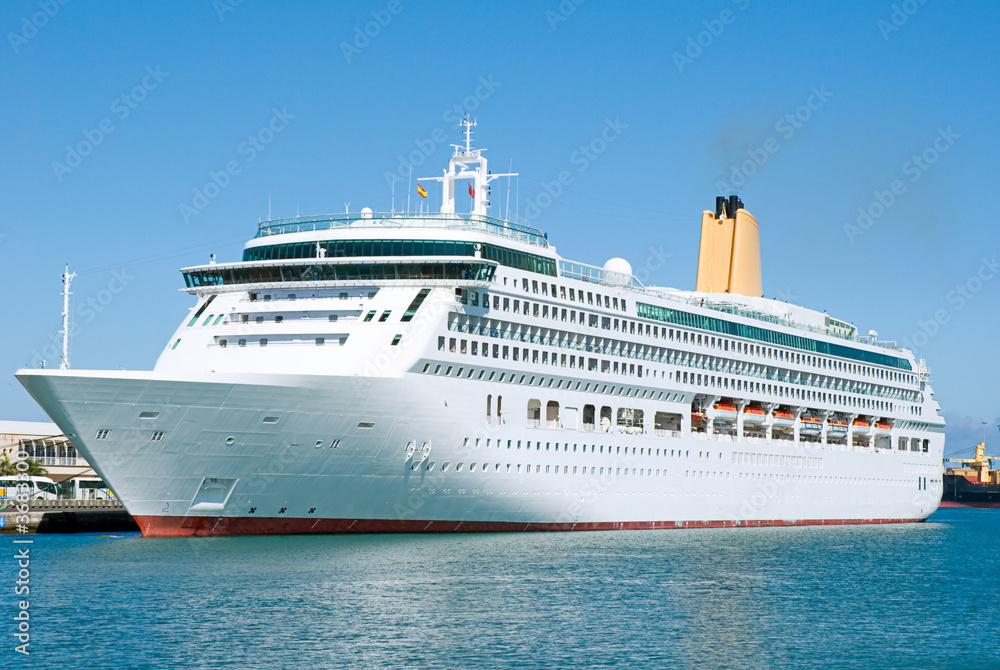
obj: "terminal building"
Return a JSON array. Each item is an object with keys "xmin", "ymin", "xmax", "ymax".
[{"xmin": 0, "ymin": 420, "xmax": 111, "ymax": 500}]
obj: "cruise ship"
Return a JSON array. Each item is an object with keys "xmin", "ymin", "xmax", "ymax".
[{"xmin": 17, "ymin": 121, "xmax": 945, "ymax": 536}]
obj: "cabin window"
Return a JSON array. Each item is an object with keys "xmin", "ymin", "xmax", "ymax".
[{"xmin": 527, "ymin": 399, "xmax": 541, "ymax": 425}]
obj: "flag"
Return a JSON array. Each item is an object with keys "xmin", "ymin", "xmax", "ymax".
[
  {"xmin": 417, "ymin": 183, "xmax": 427, "ymax": 198},
  {"xmin": 469, "ymin": 184, "xmax": 475, "ymax": 198}
]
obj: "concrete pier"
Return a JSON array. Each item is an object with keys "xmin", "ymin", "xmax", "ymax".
[{"xmin": 0, "ymin": 499, "xmax": 138, "ymax": 534}]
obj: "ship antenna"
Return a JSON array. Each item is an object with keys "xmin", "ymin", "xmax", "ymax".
[
  {"xmin": 515, "ymin": 175, "xmax": 519, "ymax": 224},
  {"xmin": 59, "ymin": 264, "xmax": 77, "ymax": 370},
  {"xmin": 463, "ymin": 116, "xmax": 476, "ymax": 155},
  {"xmin": 406, "ymin": 163, "xmax": 412, "ymax": 214},
  {"xmin": 505, "ymin": 158, "xmax": 512, "ymax": 222}
]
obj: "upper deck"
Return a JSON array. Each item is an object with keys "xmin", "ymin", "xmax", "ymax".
[
  {"xmin": 185, "ymin": 205, "xmax": 912, "ymax": 365},
  {"xmin": 252, "ymin": 211, "xmax": 549, "ymax": 248}
]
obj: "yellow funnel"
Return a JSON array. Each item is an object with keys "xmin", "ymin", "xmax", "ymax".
[{"xmin": 695, "ymin": 198, "xmax": 762, "ymax": 297}]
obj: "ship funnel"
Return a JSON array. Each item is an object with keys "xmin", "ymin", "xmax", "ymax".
[{"xmin": 695, "ymin": 195, "xmax": 762, "ymax": 297}]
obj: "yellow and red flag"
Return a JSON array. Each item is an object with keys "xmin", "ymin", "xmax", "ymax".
[{"xmin": 417, "ymin": 183, "xmax": 427, "ymax": 198}]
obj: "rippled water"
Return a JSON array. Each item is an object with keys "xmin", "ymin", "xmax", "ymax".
[{"xmin": 6, "ymin": 509, "xmax": 1000, "ymax": 669}]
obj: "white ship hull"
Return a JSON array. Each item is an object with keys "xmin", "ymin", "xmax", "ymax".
[
  {"xmin": 17, "ymin": 125, "xmax": 946, "ymax": 536},
  {"xmin": 18, "ymin": 369, "xmax": 942, "ymax": 537}
]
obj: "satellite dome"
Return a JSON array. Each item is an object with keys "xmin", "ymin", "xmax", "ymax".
[
  {"xmin": 361, "ymin": 207, "xmax": 373, "ymax": 219},
  {"xmin": 603, "ymin": 258, "xmax": 632, "ymax": 287}
]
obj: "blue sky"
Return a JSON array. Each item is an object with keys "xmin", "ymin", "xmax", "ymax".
[{"xmin": 2, "ymin": 1, "xmax": 997, "ymax": 455}]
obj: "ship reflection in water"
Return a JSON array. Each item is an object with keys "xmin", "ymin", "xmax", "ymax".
[{"xmin": 26, "ymin": 509, "xmax": 1000, "ymax": 668}]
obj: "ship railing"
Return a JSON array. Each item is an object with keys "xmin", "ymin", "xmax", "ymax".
[
  {"xmin": 647, "ymin": 292, "xmax": 907, "ymax": 354},
  {"xmin": 558, "ymin": 260, "xmax": 647, "ymax": 293},
  {"xmin": 255, "ymin": 211, "xmax": 549, "ymax": 248},
  {"xmin": 527, "ymin": 419, "xmax": 541, "ymax": 428}
]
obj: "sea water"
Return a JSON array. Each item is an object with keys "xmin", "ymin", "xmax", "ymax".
[{"xmin": 4, "ymin": 508, "xmax": 999, "ymax": 669}]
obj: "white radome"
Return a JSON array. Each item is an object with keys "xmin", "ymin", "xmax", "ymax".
[{"xmin": 603, "ymin": 258, "xmax": 632, "ymax": 287}]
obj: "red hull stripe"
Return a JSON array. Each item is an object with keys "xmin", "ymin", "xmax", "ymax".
[{"xmin": 133, "ymin": 515, "xmax": 925, "ymax": 538}]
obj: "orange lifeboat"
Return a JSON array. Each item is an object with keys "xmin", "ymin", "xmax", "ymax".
[
  {"xmin": 800, "ymin": 415, "xmax": 822, "ymax": 435},
  {"xmin": 743, "ymin": 404, "xmax": 766, "ymax": 423},
  {"xmin": 828, "ymin": 418, "xmax": 848, "ymax": 434}
]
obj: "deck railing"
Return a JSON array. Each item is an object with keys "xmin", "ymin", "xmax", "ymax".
[{"xmin": 255, "ymin": 212, "xmax": 549, "ymax": 248}]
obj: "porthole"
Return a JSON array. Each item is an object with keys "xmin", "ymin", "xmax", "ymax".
[{"xmin": 225, "ymin": 436, "xmax": 236, "ymax": 445}]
